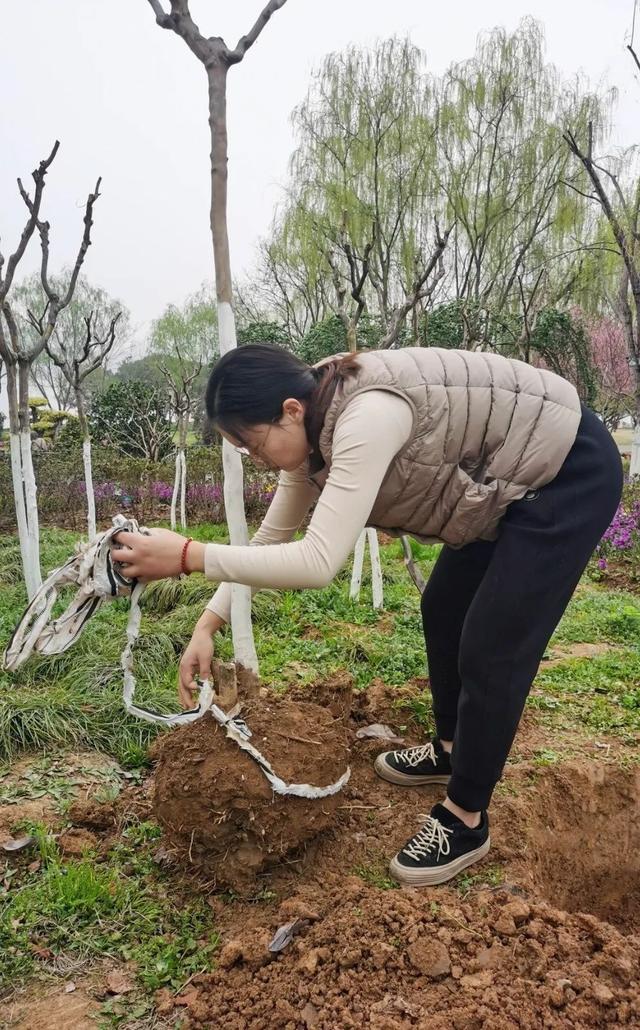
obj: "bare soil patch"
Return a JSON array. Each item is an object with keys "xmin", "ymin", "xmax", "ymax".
[
  {"xmin": 498, "ymin": 761, "xmax": 640, "ymax": 934},
  {"xmin": 1, "ymin": 983, "xmax": 99, "ymax": 1029},
  {"xmin": 539, "ymin": 642, "xmax": 614, "ymax": 668},
  {"xmin": 22, "ymin": 676, "xmax": 640, "ymax": 1028}
]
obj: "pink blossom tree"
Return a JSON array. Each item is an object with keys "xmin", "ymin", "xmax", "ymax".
[{"xmin": 583, "ymin": 312, "xmax": 634, "ymax": 431}]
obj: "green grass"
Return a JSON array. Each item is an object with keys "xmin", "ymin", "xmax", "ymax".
[
  {"xmin": 455, "ymin": 863, "xmax": 505, "ymax": 896},
  {"xmin": 550, "ymin": 590, "xmax": 640, "ymax": 646},
  {"xmin": 1, "ymin": 526, "xmax": 639, "ymax": 767},
  {"xmin": 0, "ymin": 820, "xmax": 219, "ymax": 997},
  {"xmin": 0, "ymin": 754, "xmax": 124, "ymax": 808},
  {"xmin": 353, "ymin": 859, "xmax": 398, "ymax": 890},
  {"xmin": 533, "ymin": 647, "xmax": 640, "ymax": 737}
]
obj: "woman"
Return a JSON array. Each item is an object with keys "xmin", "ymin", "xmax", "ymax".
[{"xmin": 111, "ymin": 344, "xmax": 623, "ymax": 886}]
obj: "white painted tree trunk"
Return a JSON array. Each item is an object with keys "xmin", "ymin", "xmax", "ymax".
[
  {"xmin": 19, "ymin": 430, "xmax": 41, "ymax": 591},
  {"xmin": 10, "ymin": 432, "xmax": 42, "ymax": 599},
  {"xmin": 349, "ymin": 528, "xmax": 384, "ymax": 609},
  {"xmin": 218, "ymin": 300, "xmax": 259, "ymax": 674},
  {"xmin": 170, "ymin": 450, "xmax": 181, "ymax": 531},
  {"xmin": 9, "ymin": 433, "xmax": 39, "ymax": 599},
  {"xmin": 631, "ymin": 422, "xmax": 640, "ymax": 478},
  {"xmin": 349, "ymin": 529, "xmax": 367, "ymax": 600},
  {"xmin": 82, "ymin": 438, "xmax": 97, "ymax": 541},
  {"xmin": 367, "ymin": 528, "xmax": 383, "ymax": 610},
  {"xmin": 180, "ymin": 449, "xmax": 187, "ymax": 530}
]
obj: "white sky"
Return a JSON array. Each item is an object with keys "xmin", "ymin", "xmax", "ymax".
[{"xmin": 0, "ymin": 0, "xmax": 639, "ymax": 369}]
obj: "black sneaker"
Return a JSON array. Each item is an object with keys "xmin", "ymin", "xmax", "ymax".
[
  {"xmin": 389, "ymin": 803, "xmax": 490, "ymax": 886},
  {"xmin": 374, "ymin": 739, "xmax": 451, "ymax": 786}
]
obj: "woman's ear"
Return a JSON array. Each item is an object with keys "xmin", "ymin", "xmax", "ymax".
[{"xmin": 281, "ymin": 397, "xmax": 305, "ymax": 423}]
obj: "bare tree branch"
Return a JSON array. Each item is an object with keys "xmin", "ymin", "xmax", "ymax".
[
  {"xmin": 227, "ymin": 0, "xmax": 289, "ymax": 64},
  {"xmin": 0, "ymin": 142, "xmax": 59, "ymax": 302},
  {"xmin": 379, "ymin": 223, "xmax": 451, "ymax": 348},
  {"xmin": 147, "ymin": 0, "xmax": 172, "ymax": 26},
  {"xmin": 56, "ymin": 179, "xmax": 102, "ymax": 312},
  {"xmin": 628, "ymin": 43, "xmax": 640, "ymax": 76}
]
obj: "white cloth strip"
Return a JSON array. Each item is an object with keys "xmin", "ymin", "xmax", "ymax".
[{"xmin": 2, "ymin": 515, "xmax": 350, "ymax": 800}]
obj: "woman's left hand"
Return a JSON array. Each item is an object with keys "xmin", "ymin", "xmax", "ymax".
[{"xmin": 111, "ymin": 528, "xmax": 204, "ymax": 582}]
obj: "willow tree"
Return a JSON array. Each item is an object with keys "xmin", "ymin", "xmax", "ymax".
[
  {"xmin": 149, "ymin": 291, "xmax": 217, "ymax": 530},
  {"xmin": 263, "ymin": 38, "xmax": 451, "ymax": 605},
  {"xmin": 264, "ymin": 22, "xmax": 611, "ymax": 359},
  {"xmin": 0, "ymin": 144, "xmax": 101, "ymax": 597},
  {"xmin": 146, "ymin": 0, "xmax": 289, "ymax": 673},
  {"xmin": 564, "ymin": 126, "xmax": 640, "ymax": 475},
  {"xmin": 436, "ymin": 19, "xmax": 611, "ymax": 347},
  {"xmin": 274, "ymin": 38, "xmax": 449, "ymax": 349}
]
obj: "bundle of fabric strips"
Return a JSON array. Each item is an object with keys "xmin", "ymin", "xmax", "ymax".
[{"xmin": 2, "ymin": 515, "xmax": 349, "ymax": 800}]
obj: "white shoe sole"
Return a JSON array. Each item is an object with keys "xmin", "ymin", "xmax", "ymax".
[
  {"xmin": 374, "ymin": 753, "xmax": 451, "ymax": 786},
  {"xmin": 389, "ymin": 837, "xmax": 491, "ymax": 886}
]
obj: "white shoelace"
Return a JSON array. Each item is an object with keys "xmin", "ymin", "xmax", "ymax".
[
  {"xmin": 403, "ymin": 815, "xmax": 452, "ymax": 862},
  {"xmin": 392, "ymin": 741, "xmax": 438, "ymax": 768}
]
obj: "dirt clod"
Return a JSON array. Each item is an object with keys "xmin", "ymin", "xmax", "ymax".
[
  {"xmin": 57, "ymin": 828, "xmax": 99, "ymax": 857},
  {"xmin": 406, "ymin": 939, "xmax": 451, "ymax": 979},
  {"xmin": 66, "ymin": 798, "xmax": 116, "ymax": 831}
]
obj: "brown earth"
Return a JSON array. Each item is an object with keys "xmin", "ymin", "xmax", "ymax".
[
  {"xmin": 151, "ymin": 691, "xmax": 351, "ymax": 887},
  {"xmin": 1, "ymin": 984, "xmax": 99, "ymax": 1030},
  {"xmin": 147, "ymin": 677, "xmax": 640, "ymax": 1029},
  {"xmin": 6, "ymin": 676, "xmax": 640, "ymax": 1029},
  {"xmin": 161, "ymin": 886, "xmax": 639, "ymax": 1029},
  {"xmin": 595, "ymin": 564, "xmax": 639, "ymax": 594}
]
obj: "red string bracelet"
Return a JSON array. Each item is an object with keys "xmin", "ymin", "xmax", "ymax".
[{"xmin": 180, "ymin": 537, "xmax": 194, "ymax": 576}]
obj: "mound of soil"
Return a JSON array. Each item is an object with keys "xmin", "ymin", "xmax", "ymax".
[
  {"xmin": 152, "ymin": 694, "xmax": 350, "ymax": 887},
  {"xmin": 161, "ymin": 885, "xmax": 640, "ymax": 1029}
]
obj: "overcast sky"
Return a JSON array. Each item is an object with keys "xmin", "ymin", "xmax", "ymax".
[{"xmin": 1, "ymin": 0, "xmax": 639, "ymax": 363}]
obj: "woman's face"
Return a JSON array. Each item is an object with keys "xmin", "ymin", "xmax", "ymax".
[{"xmin": 220, "ymin": 398, "xmax": 311, "ymax": 473}]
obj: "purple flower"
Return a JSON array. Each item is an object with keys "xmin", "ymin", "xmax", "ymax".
[{"xmin": 150, "ymin": 481, "xmax": 174, "ymax": 502}]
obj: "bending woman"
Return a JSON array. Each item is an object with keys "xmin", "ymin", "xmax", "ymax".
[{"xmin": 111, "ymin": 344, "xmax": 623, "ymax": 886}]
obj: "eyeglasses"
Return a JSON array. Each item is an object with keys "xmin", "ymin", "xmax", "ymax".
[{"xmin": 232, "ymin": 422, "xmax": 276, "ymax": 463}]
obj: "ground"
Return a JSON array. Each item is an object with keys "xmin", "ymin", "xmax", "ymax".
[{"xmin": 0, "ymin": 528, "xmax": 639, "ymax": 1028}]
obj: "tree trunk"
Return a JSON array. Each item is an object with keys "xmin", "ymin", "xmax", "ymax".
[
  {"xmin": 76, "ymin": 390, "xmax": 96, "ymax": 540},
  {"xmin": 82, "ymin": 439, "xmax": 96, "ymax": 540},
  {"xmin": 18, "ymin": 360, "xmax": 42, "ymax": 597},
  {"xmin": 344, "ymin": 311, "xmax": 385, "ymax": 608},
  {"xmin": 208, "ymin": 61, "xmax": 258, "ymax": 674},
  {"xmin": 367, "ymin": 528, "xmax": 383, "ymax": 610},
  {"xmin": 180, "ymin": 447, "xmax": 187, "ymax": 529},
  {"xmin": 631, "ymin": 379, "xmax": 640, "ymax": 478},
  {"xmin": 631, "ymin": 423, "xmax": 640, "ymax": 478},
  {"xmin": 349, "ymin": 529, "xmax": 366, "ymax": 601},
  {"xmin": 6, "ymin": 361, "xmax": 41, "ymax": 598},
  {"xmin": 170, "ymin": 450, "xmax": 180, "ymax": 531}
]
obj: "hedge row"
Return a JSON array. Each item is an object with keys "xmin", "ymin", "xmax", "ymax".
[{"xmin": 0, "ymin": 445, "xmax": 278, "ymax": 531}]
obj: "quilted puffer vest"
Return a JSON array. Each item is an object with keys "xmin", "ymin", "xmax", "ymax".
[{"xmin": 316, "ymin": 348, "xmax": 582, "ymax": 547}]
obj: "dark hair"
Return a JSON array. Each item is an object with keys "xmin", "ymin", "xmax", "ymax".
[{"xmin": 205, "ymin": 343, "xmax": 360, "ymax": 471}]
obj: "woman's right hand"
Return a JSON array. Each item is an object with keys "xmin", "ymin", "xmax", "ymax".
[{"xmin": 178, "ymin": 611, "xmax": 225, "ymax": 710}]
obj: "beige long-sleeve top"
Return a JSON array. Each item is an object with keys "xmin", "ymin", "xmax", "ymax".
[{"xmin": 205, "ymin": 390, "xmax": 413, "ymax": 622}]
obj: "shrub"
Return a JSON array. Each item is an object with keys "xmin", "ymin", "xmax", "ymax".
[
  {"xmin": 593, "ymin": 480, "xmax": 640, "ymax": 581},
  {"xmin": 0, "ymin": 443, "xmax": 277, "ymax": 531}
]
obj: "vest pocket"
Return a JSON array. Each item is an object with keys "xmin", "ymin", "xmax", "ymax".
[{"xmin": 443, "ymin": 472, "xmax": 500, "ymax": 546}]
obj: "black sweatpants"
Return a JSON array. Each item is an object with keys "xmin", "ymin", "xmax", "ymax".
[{"xmin": 421, "ymin": 406, "xmax": 623, "ymax": 812}]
